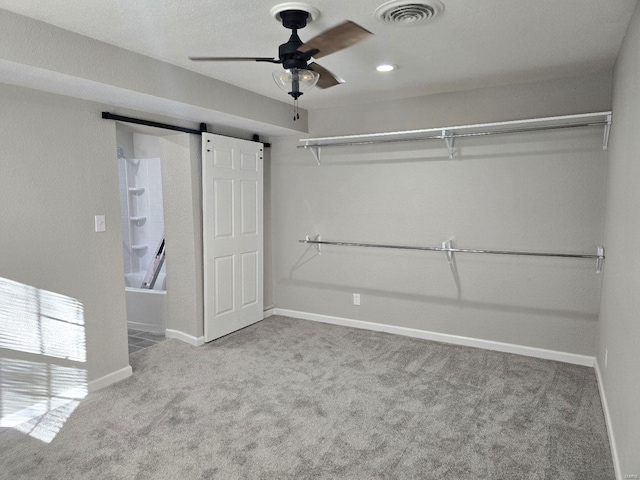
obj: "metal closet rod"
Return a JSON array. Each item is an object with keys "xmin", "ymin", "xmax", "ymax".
[
  {"xmin": 298, "ymin": 120, "xmax": 610, "ymax": 149},
  {"xmin": 299, "ymin": 237, "xmax": 604, "ymax": 260}
]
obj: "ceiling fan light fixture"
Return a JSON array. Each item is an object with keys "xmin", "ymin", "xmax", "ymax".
[
  {"xmin": 272, "ymin": 68, "xmax": 320, "ymax": 99},
  {"xmin": 376, "ymin": 63, "xmax": 397, "ymax": 72},
  {"xmin": 189, "ymin": 7, "xmax": 372, "ymax": 121}
]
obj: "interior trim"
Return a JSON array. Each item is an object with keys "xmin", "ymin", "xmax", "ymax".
[
  {"xmin": 595, "ymin": 360, "xmax": 622, "ymax": 480},
  {"xmin": 88, "ymin": 365, "xmax": 133, "ymax": 393},
  {"xmin": 165, "ymin": 329, "xmax": 205, "ymax": 347},
  {"xmin": 271, "ymin": 308, "xmax": 596, "ymax": 367}
]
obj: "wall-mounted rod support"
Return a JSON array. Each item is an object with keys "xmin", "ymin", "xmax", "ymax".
[
  {"xmin": 298, "ymin": 237, "xmax": 606, "ymax": 272},
  {"xmin": 596, "ymin": 245, "xmax": 605, "ymax": 273},
  {"xmin": 442, "ymin": 239, "xmax": 454, "ymax": 265},
  {"xmin": 442, "ymin": 239, "xmax": 462, "ymax": 295},
  {"xmin": 603, "ymin": 114, "xmax": 612, "ymax": 150},
  {"xmin": 442, "ymin": 129, "xmax": 454, "ymax": 159},
  {"xmin": 305, "ymin": 235, "xmax": 322, "ymax": 254},
  {"xmin": 309, "ymin": 146, "xmax": 321, "ymax": 165}
]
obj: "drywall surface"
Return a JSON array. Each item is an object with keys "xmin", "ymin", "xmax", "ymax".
[
  {"xmin": 160, "ymin": 134, "xmax": 204, "ymax": 338},
  {"xmin": 263, "ymin": 148, "xmax": 274, "ymax": 310},
  {"xmin": 270, "ymin": 74, "xmax": 611, "ymax": 356},
  {"xmin": 133, "ymin": 133, "xmax": 161, "ymax": 159},
  {"xmin": 116, "ymin": 127, "xmax": 135, "ymax": 159},
  {"xmin": 310, "ymin": 72, "xmax": 613, "ymax": 136},
  {"xmin": 597, "ymin": 1, "xmax": 640, "ymax": 475},
  {"xmin": 0, "ymin": 83, "xmax": 129, "ymax": 382},
  {"xmin": 0, "ymin": 9, "xmax": 307, "ymax": 135}
]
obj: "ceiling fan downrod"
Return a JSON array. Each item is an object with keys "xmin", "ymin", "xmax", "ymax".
[{"xmin": 277, "ymin": 10, "xmax": 319, "ymax": 114}]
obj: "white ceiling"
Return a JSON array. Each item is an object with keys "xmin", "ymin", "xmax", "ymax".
[{"xmin": 0, "ymin": 0, "xmax": 636, "ymax": 110}]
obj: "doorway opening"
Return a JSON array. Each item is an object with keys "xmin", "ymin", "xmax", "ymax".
[{"xmin": 116, "ymin": 125, "xmax": 167, "ymax": 349}]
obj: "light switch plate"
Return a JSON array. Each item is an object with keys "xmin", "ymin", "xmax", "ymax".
[{"xmin": 95, "ymin": 215, "xmax": 106, "ymax": 232}]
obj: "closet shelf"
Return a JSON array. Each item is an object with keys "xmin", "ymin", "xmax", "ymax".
[
  {"xmin": 128, "ymin": 187, "xmax": 145, "ymax": 195},
  {"xmin": 130, "ymin": 216, "xmax": 147, "ymax": 226},
  {"xmin": 131, "ymin": 245, "xmax": 148, "ymax": 253},
  {"xmin": 298, "ymin": 111, "xmax": 612, "ymax": 164}
]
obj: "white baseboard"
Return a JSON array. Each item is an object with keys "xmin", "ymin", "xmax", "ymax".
[
  {"xmin": 273, "ymin": 308, "xmax": 596, "ymax": 367},
  {"xmin": 127, "ymin": 321, "xmax": 165, "ymax": 334},
  {"xmin": 165, "ymin": 329, "xmax": 205, "ymax": 346},
  {"xmin": 263, "ymin": 307, "xmax": 276, "ymax": 318},
  {"xmin": 88, "ymin": 365, "xmax": 133, "ymax": 393},
  {"xmin": 595, "ymin": 360, "xmax": 622, "ymax": 480}
]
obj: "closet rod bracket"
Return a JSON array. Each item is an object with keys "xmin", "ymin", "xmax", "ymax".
[
  {"xmin": 308, "ymin": 146, "xmax": 321, "ymax": 165},
  {"xmin": 603, "ymin": 114, "xmax": 612, "ymax": 150},
  {"xmin": 596, "ymin": 245, "xmax": 605, "ymax": 273},
  {"xmin": 442, "ymin": 129, "xmax": 454, "ymax": 159},
  {"xmin": 306, "ymin": 234, "xmax": 322, "ymax": 254},
  {"xmin": 442, "ymin": 239, "xmax": 454, "ymax": 265}
]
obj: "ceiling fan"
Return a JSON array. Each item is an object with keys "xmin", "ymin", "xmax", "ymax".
[{"xmin": 189, "ymin": 3, "xmax": 373, "ymax": 119}]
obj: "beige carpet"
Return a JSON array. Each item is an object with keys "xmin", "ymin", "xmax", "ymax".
[{"xmin": 0, "ymin": 315, "xmax": 614, "ymax": 479}]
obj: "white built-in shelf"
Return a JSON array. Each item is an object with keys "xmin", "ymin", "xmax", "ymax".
[
  {"xmin": 131, "ymin": 245, "xmax": 148, "ymax": 253},
  {"xmin": 128, "ymin": 187, "xmax": 145, "ymax": 195},
  {"xmin": 130, "ymin": 216, "xmax": 147, "ymax": 226},
  {"xmin": 298, "ymin": 111, "xmax": 612, "ymax": 165}
]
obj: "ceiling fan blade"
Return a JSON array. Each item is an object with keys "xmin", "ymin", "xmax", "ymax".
[
  {"xmin": 189, "ymin": 56, "xmax": 279, "ymax": 63},
  {"xmin": 299, "ymin": 21, "xmax": 373, "ymax": 59},
  {"xmin": 308, "ymin": 62, "xmax": 344, "ymax": 89}
]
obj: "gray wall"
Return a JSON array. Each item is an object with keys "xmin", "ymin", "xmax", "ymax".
[
  {"xmin": 0, "ymin": 79, "xmax": 267, "ymax": 397},
  {"xmin": 0, "ymin": 9, "xmax": 307, "ymax": 135},
  {"xmin": 160, "ymin": 134, "xmax": 204, "ymax": 339},
  {"xmin": 0, "ymin": 82, "xmax": 228, "ymax": 386},
  {"xmin": 597, "ymin": 1, "xmax": 640, "ymax": 475},
  {"xmin": 263, "ymin": 148, "xmax": 274, "ymax": 310},
  {"xmin": 309, "ymin": 72, "xmax": 613, "ymax": 136},
  {"xmin": 0, "ymin": 83, "xmax": 128, "ymax": 383},
  {"xmin": 270, "ymin": 73, "xmax": 611, "ymax": 356}
]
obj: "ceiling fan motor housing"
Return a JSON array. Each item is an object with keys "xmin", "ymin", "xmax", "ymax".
[
  {"xmin": 190, "ymin": 3, "xmax": 369, "ymax": 107},
  {"xmin": 278, "ymin": 10, "xmax": 312, "ymax": 70},
  {"xmin": 279, "ymin": 10, "xmax": 309, "ymax": 29}
]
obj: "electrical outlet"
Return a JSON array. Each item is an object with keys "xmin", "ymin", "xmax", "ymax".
[
  {"xmin": 353, "ymin": 293, "xmax": 360, "ymax": 306},
  {"xmin": 605, "ymin": 348, "xmax": 608, "ymax": 368}
]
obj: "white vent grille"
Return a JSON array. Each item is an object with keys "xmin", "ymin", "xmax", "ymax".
[{"xmin": 374, "ymin": 0, "xmax": 444, "ymax": 26}]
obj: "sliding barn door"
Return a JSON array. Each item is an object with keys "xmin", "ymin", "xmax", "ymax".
[{"xmin": 202, "ymin": 133, "xmax": 263, "ymax": 342}]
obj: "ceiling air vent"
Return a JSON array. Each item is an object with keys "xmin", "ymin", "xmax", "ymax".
[{"xmin": 374, "ymin": 0, "xmax": 444, "ymax": 26}]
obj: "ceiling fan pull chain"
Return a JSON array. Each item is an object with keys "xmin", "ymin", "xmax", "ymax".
[{"xmin": 293, "ymin": 99, "xmax": 300, "ymax": 121}]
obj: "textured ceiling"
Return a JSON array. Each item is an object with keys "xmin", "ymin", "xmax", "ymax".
[{"xmin": 0, "ymin": 0, "xmax": 636, "ymax": 110}]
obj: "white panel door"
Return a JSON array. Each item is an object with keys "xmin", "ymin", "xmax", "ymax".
[{"xmin": 202, "ymin": 133, "xmax": 263, "ymax": 342}]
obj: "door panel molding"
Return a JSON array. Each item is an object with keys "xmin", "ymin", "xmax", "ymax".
[{"xmin": 202, "ymin": 133, "xmax": 263, "ymax": 342}]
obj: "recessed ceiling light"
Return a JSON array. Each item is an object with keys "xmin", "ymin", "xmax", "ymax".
[{"xmin": 376, "ymin": 64, "xmax": 398, "ymax": 72}]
